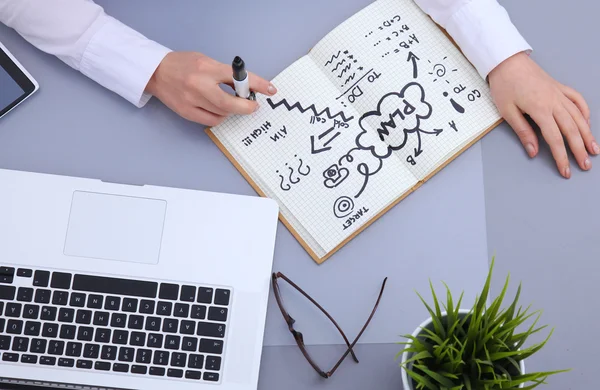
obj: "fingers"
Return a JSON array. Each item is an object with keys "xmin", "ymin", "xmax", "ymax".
[
  {"xmin": 559, "ymin": 84, "xmax": 590, "ymax": 124},
  {"xmin": 562, "ymin": 97, "xmax": 600, "ymax": 156},
  {"xmin": 532, "ymin": 112, "xmax": 571, "ymax": 178},
  {"xmin": 248, "ymin": 71, "xmax": 278, "ymax": 96},
  {"xmin": 554, "ymin": 105, "xmax": 591, "ymax": 172},
  {"xmin": 502, "ymin": 104, "xmax": 538, "ymax": 157},
  {"xmin": 204, "ymin": 85, "xmax": 258, "ymax": 115},
  {"xmin": 180, "ymin": 106, "xmax": 226, "ymax": 127}
]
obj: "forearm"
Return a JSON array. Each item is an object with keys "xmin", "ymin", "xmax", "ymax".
[
  {"xmin": 413, "ymin": 0, "xmax": 532, "ymax": 79},
  {"xmin": 0, "ymin": 0, "xmax": 171, "ymax": 107}
]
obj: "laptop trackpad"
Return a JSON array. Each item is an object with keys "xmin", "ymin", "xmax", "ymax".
[{"xmin": 64, "ymin": 191, "xmax": 166, "ymax": 264}]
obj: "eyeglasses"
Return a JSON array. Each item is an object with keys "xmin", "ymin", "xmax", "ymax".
[{"xmin": 271, "ymin": 272, "xmax": 388, "ymax": 378}]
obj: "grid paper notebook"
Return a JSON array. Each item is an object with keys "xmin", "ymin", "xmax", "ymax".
[{"xmin": 207, "ymin": 0, "xmax": 503, "ymax": 263}]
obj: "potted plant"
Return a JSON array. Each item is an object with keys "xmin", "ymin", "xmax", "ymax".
[{"xmin": 397, "ymin": 257, "xmax": 569, "ymax": 389}]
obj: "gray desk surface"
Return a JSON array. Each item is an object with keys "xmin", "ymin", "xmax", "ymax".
[{"xmin": 0, "ymin": 0, "xmax": 598, "ymax": 389}]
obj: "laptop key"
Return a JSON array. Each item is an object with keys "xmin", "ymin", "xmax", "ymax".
[
  {"xmin": 93, "ymin": 311, "xmax": 109, "ymax": 326},
  {"xmin": 51, "ymin": 272, "xmax": 72, "ymax": 289},
  {"xmin": 5, "ymin": 303, "xmax": 21, "ymax": 317},
  {"xmin": 197, "ymin": 322, "xmax": 225, "ymax": 338},
  {"xmin": 113, "ymin": 363, "xmax": 129, "ymax": 373},
  {"xmin": 149, "ymin": 367, "xmax": 165, "ymax": 376},
  {"xmin": 41, "ymin": 306, "xmax": 57, "ymax": 321},
  {"xmin": 30, "ymin": 338, "xmax": 47, "ymax": 354},
  {"xmin": 153, "ymin": 350, "xmax": 169, "ymax": 366},
  {"xmin": 42, "ymin": 323, "xmax": 58, "ymax": 338},
  {"xmin": 17, "ymin": 287, "xmax": 33, "ymax": 302},
  {"xmin": 206, "ymin": 356, "xmax": 222, "ymax": 371},
  {"xmin": 131, "ymin": 365, "xmax": 147, "ymax": 374},
  {"xmin": 165, "ymin": 335, "xmax": 180, "ymax": 350},
  {"xmin": 168, "ymin": 368, "xmax": 183, "ymax": 378},
  {"xmin": 111, "ymin": 313, "xmax": 127, "ymax": 328},
  {"xmin": 174, "ymin": 303, "xmax": 189, "ymax": 318},
  {"xmin": 188, "ymin": 354, "xmax": 204, "ymax": 369},
  {"xmin": 199, "ymin": 339, "xmax": 223, "ymax": 354},
  {"xmin": 0, "ymin": 267, "xmax": 14, "ymax": 276},
  {"xmin": 118, "ymin": 347, "xmax": 134, "ymax": 362},
  {"xmin": 34, "ymin": 289, "xmax": 51, "ymax": 304},
  {"xmin": 170, "ymin": 352, "xmax": 186, "ymax": 367},
  {"xmin": 122, "ymin": 298, "xmax": 138, "ymax": 313},
  {"xmin": 73, "ymin": 274, "xmax": 158, "ymax": 298},
  {"xmin": 139, "ymin": 299, "xmax": 155, "ymax": 314},
  {"xmin": 58, "ymin": 308, "xmax": 75, "ymax": 323},
  {"xmin": 208, "ymin": 306, "xmax": 228, "ymax": 322},
  {"xmin": 16, "ymin": 268, "xmax": 32, "ymax": 278},
  {"xmin": 77, "ymin": 326, "xmax": 94, "ymax": 342},
  {"xmin": 191, "ymin": 305, "xmax": 206, "ymax": 320},
  {"xmin": 185, "ymin": 370, "xmax": 202, "ymax": 380},
  {"xmin": 76, "ymin": 359, "xmax": 92, "ymax": 369},
  {"xmin": 0, "ymin": 336, "xmax": 10, "ymax": 350},
  {"xmin": 23, "ymin": 304, "xmax": 39, "ymax": 319},
  {"xmin": 105, "ymin": 296, "xmax": 121, "ymax": 311},
  {"xmin": 59, "ymin": 358, "xmax": 75, "ymax": 367},
  {"xmin": 59, "ymin": 324, "xmax": 76, "ymax": 339},
  {"xmin": 66, "ymin": 342, "xmax": 82, "ymax": 357},
  {"xmin": 33, "ymin": 271, "xmax": 50, "ymax": 287},
  {"xmin": 2, "ymin": 352, "xmax": 18, "ymax": 362},
  {"xmin": 7, "ymin": 319, "xmax": 23, "ymax": 334},
  {"xmin": 214, "ymin": 289, "xmax": 231, "ymax": 306},
  {"xmin": 162, "ymin": 318, "xmax": 178, "ymax": 333},
  {"xmin": 52, "ymin": 291, "xmax": 69, "ymax": 306},
  {"xmin": 101, "ymin": 345, "xmax": 117, "ymax": 360},
  {"xmin": 136, "ymin": 349, "xmax": 152, "ymax": 364},
  {"xmin": 112, "ymin": 330, "xmax": 129, "ymax": 345},
  {"xmin": 95, "ymin": 328, "xmax": 111, "ymax": 343},
  {"xmin": 145, "ymin": 317, "xmax": 161, "ymax": 331},
  {"xmin": 95, "ymin": 361, "xmax": 110, "ymax": 371},
  {"xmin": 12, "ymin": 337, "xmax": 28, "ymax": 352},
  {"xmin": 87, "ymin": 294, "xmax": 103, "ymax": 309},
  {"xmin": 0, "ymin": 275, "xmax": 13, "ymax": 284},
  {"xmin": 0, "ymin": 318, "xmax": 3, "ymax": 333},
  {"xmin": 180, "ymin": 285, "xmax": 196, "ymax": 302},
  {"xmin": 147, "ymin": 333, "xmax": 163, "ymax": 348},
  {"xmin": 157, "ymin": 301, "xmax": 172, "ymax": 316},
  {"xmin": 76, "ymin": 309, "xmax": 92, "ymax": 324},
  {"xmin": 70, "ymin": 293, "xmax": 86, "ymax": 307},
  {"xmin": 204, "ymin": 372, "xmax": 219, "ymax": 382},
  {"xmin": 182, "ymin": 337, "xmax": 198, "ymax": 352},
  {"xmin": 180, "ymin": 320, "xmax": 196, "ymax": 335},
  {"xmin": 0, "ymin": 285, "xmax": 15, "ymax": 300},
  {"xmin": 197, "ymin": 287, "xmax": 213, "ymax": 304},
  {"xmin": 40, "ymin": 356, "xmax": 56, "ymax": 366},
  {"xmin": 83, "ymin": 344, "xmax": 99, "ymax": 359},
  {"xmin": 21, "ymin": 354, "xmax": 37, "ymax": 364},
  {"xmin": 48, "ymin": 340, "xmax": 64, "ymax": 355},
  {"xmin": 24, "ymin": 321, "xmax": 41, "ymax": 336},
  {"xmin": 159, "ymin": 283, "xmax": 179, "ymax": 300},
  {"xmin": 128, "ymin": 315, "xmax": 144, "ymax": 330},
  {"xmin": 130, "ymin": 332, "xmax": 145, "ymax": 346}
]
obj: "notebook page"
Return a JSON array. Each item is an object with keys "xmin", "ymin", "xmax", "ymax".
[
  {"xmin": 308, "ymin": 0, "xmax": 501, "ymax": 181},
  {"xmin": 210, "ymin": 56, "xmax": 417, "ymax": 256}
]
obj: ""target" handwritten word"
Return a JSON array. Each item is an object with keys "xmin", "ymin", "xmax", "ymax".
[{"xmin": 342, "ymin": 207, "xmax": 370, "ymax": 230}]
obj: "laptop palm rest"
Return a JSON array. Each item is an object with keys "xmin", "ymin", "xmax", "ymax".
[{"xmin": 64, "ymin": 191, "xmax": 166, "ymax": 264}]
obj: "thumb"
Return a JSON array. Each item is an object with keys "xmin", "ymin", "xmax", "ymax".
[{"xmin": 248, "ymin": 71, "xmax": 277, "ymax": 96}]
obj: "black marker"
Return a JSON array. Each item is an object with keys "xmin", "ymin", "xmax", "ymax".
[{"xmin": 232, "ymin": 56, "xmax": 255, "ymax": 101}]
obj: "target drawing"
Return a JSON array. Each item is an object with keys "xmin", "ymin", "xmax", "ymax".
[{"xmin": 333, "ymin": 196, "xmax": 355, "ymax": 218}]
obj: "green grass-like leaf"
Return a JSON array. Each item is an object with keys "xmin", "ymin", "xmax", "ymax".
[{"xmin": 397, "ymin": 256, "xmax": 569, "ymax": 389}]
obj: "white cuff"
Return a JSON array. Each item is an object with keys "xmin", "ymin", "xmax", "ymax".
[
  {"xmin": 444, "ymin": 0, "xmax": 532, "ymax": 79},
  {"xmin": 79, "ymin": 15, "xmax": 171, "ymax": 108}
]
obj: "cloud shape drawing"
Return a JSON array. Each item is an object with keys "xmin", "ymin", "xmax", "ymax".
[{"xmin": 356, "ymin": 82, "xmax": 432, "ymax": 159}]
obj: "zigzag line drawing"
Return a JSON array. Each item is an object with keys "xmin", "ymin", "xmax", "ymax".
[
  {"xmin": 343, "ymin": 73, "xmax": 356, "ymax": 85},
  {"xmin": 332, "ymin": 59, "xmax": 346, "ymax": 72},
  {"xmin": 325, "ymin": 51, "xmax": 341, "ymax": 66},
  {"xmin": 337, "ymin": 63, "xmax": 352, "ymax": 78},
  {"xmin": 266, "ymin": 97, "xmax": 354, "ymax": 123}
]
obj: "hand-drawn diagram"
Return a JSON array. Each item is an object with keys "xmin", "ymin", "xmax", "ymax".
[
  {"xmin": 356, "ymin": 82, "xmax": 433, "ymax": 159},
  {"xmin": 427, "ymin": 57, "xmax": 457, "ymax": 84},
  {"xmin": 333, "ymin": 196, "xmax": 354, "ymax": 218},
  {"xmin": 407, "ymin": 52, "xmax": 420, "ymax": 79},
  {"xmin": 323, "ymin": 164, "xmax": 350, "ymax": 188},
  {"xmin": 443, "ymin": 91, "xmax": 465, "ymax": 114},
  {"xmin": 276, "ymin": 155, "xmax": 311, "ymax": 191},
  {"xmin": 267, "ymin": 97, "xmax": 354, "ymax": 123}
]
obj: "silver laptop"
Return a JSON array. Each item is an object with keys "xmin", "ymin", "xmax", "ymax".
[{"xmin": 0, "ymin": 168, "xmax": 279, "ymax": 389}]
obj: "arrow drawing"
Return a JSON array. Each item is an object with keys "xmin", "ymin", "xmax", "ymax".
[
  {"xmin": 407, "ymin": 51, "xmax": 420, "ymax": 79},
  {"xmin": 413, "ymin": 128, "xmax": 443, "ymax": 156},
  {"xmin": 311, "ymin": 125, "xmax": 341, "ymax": 154}
]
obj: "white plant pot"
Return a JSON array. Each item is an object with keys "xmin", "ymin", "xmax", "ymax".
[{"xmin": 400, "ymin": 309, "xmax": 526, "ymax": 390}]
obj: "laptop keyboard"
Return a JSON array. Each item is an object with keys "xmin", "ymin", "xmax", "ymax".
[{"xmin": 0, "ymin": 265, "xmax": 231, "ymax": 383}]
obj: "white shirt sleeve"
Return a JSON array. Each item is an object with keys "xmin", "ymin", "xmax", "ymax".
[
  {"xmin": 0, "ymin": 0, "xmax": 171, "ymax": 107},
  {"xmin": 413, "ymin": 0, "xmax": 532, "ymax": 79}
]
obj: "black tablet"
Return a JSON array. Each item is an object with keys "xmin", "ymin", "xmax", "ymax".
[{"xmin": 0, "ymin": 41, "xmax": 38, "ymax": 119}]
